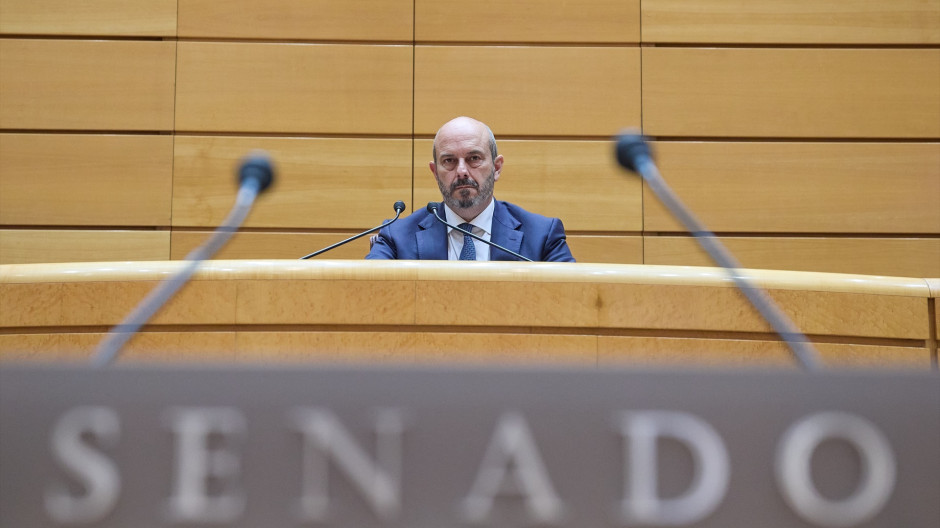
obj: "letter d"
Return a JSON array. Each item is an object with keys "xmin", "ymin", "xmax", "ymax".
[{"xmin": 617, "ymin": 411, "xmax": 730, "ymax": 526}]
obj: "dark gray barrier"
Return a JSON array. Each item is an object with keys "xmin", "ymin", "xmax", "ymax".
[{"xmin": 1, "ymin": 365, "xmax": 937, "ymax": 527}]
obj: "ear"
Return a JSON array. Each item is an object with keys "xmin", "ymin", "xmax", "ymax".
[
  {"xmin": 428, "ymin": 160, "xmax": 437, "ymax": 176},
  {"xmin": 493, "ymin": 155, "xmax": 504, "ymax": 181}
]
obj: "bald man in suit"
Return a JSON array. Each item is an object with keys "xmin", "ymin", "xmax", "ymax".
[{"xmin": 367, "ymin": 117, "xmax": 575, "ymax": 262}]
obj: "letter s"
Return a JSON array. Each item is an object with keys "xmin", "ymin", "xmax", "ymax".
[{"xmin": 45, "ymin": 406, "xmax": 121, "ymax": 524}]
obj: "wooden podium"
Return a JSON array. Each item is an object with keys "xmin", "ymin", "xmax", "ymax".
[
  {"xmin": 2, "ymin": 261, "xmax": 938, "ymax": 526},
  {"xmin": 1, "ymin": 260, "xmax": 936, "ymax": 368}
]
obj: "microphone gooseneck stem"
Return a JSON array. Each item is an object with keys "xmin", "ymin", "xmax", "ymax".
[
  {"xmin": 92, "ymin": 183, "xmax": 262, "ymax": 367},
  {"xmin": 300, "ymin": 208, "xmax": 403, "ymax": 260},
  {"xmin": 636, "ymin": 157, "xmax": 822, "ymax": 372},
  {"xmin": 428, "ymin": 205, "xmax": 534, "ymax": 262}
]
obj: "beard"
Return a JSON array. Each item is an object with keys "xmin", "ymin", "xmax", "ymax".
[{"xmin": 437, "ymin": 168, "xmax": 496, "ymax": 212}]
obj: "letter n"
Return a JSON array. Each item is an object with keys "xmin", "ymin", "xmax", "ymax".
[{"xmin": 289, "ymin": 408, "xmax": 405, "ymax": 522}]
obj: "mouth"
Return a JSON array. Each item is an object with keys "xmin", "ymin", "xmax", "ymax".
[
  {"xmin": 454, "ymin": 186, "xmax": 477, "ymax": 197},
  {"xmin": 451, "ymin": 179, "xmax": 478, "ymax": 193}
]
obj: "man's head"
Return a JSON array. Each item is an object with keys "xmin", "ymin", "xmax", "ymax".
[{"xmin": 430, "ymin": 116, "xmax": 504, "ymax": 221}]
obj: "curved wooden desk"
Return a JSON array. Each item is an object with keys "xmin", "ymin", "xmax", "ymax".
[{"xmin": 1, "ymin": 260, "xmax": 936, "ymax": 368}]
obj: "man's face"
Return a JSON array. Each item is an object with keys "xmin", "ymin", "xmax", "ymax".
[{"xmin": 430, "ymin": 121, "xmax": 503, "ymax": 218}]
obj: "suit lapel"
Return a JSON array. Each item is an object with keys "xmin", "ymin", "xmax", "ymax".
[
  {"xmin": 491, "ymin": 201, "xmax": 524, "ymax": 261},
  {"xmin": 416, "ymin": 207, "xmax": 448, "ymax": 260}
]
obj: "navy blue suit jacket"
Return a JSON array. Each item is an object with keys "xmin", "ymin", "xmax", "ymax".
[{"xmin": 366, "ymin": 201, "xmax": 575, "ymax": 262}]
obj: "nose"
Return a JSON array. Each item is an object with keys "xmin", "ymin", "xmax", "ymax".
[{"xmin": 456, "ymin": 157, "xmax": 471, "ymax": 175}]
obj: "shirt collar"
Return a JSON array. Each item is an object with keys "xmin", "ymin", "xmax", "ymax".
[{"xmin": 443, "ymin": 199, "xmax": 495, "ymax": 235}]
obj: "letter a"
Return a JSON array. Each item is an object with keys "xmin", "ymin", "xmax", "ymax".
[{"xmin": 461, "ymin": 412, "xmax": 565, "ymax": 524}]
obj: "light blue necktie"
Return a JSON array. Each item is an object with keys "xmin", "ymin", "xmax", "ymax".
[{"xmin": 458, "ymin": 223, "xmax": 476, "ymax": 260}]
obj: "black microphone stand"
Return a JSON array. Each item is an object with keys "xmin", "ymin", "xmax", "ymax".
[
  {"xmin": 300, "ymin": 201, "xmax": 405, "ymax": 259},
  {"xmin": 616, "ymin": 133, "xmax": 822, "ymax": 372}
]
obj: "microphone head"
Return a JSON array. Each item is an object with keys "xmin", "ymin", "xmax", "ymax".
[
  {"xmin": 393, "ymin": 201, "xmax": 406, "ymax": 214},
  {"xmin": 426, "ymin": 202, "xmax": 439, "ymax": 214},
  {"xmin": 615, "ymin": 131, "xmax": 653, "ymax": 174},
  {"xmin": 238, "ymin": 151, "xmax": 275, "ymax": 193}
]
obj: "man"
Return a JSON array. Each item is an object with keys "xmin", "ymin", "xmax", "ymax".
[{"xmin": 367, "ymin": 116, "xmax": 575, "ymax": 262}]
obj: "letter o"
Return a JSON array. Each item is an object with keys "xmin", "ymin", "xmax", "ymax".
[{"xmin": 775, "ymin": 411, "xmax": 896, "ymax": 527}]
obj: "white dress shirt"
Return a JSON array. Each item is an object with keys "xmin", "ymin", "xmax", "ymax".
[{"xmin": 443, "ymin": 199, "xmax": 495, "ymax": 261}]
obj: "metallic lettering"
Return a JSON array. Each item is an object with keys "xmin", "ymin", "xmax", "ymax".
[
  {"xmin": 45, "ymin": 406, "xmax": 121, "ymax": 524},
  {"xmin": 289, "ymin": 408, "xmax": 404, "ymax": 522},
  {"xmin": 461, "ymin": 411, "xmax": 565, "ymax": 524},
  {"xmin": 164, "ymin": 407, "xmax": 246, "ymax": 523},
  {"xmin": 776, "ymin": 411, "xmax": 896, "ymax": 527},
  {"xmin": 617, "ymin": 411, "xmax": 730, "ymax": 526}
]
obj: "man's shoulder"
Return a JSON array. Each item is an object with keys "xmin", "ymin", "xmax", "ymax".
[
  {"xmin": 493, "ymin": 200, "xmax": 574, "ymax": 262},
  {"xmin": 495, "ymin": 200, "xmax": 559, "ymax": 225}
]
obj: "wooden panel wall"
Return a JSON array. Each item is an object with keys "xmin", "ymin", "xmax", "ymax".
[
  {"xmin": 641, "ymin": 0, "xmax": 940, "ymax": 44},
  {"xmin": 177, "ymin": 0, "xmax": 414, "ymax": 41},
  {"xmin": 0, "ymin": 39, "xmax": 177, "ymax": 130},
  {"xmin": 174, "ymin": 42, "xmax": 413, "ymax": 134},
  {"xmin": 0, "ymin": 0, "xmax": 177, "ymax": 37},
  {"xmin": 642, "ymin": 48, "xmax": 939, "ymax": 138},
  {"xmin": 645, "ymin": 143, "xmax": 940, "ymax": 234},
  {"xmin": 1, "ymin": 0, "xmax": 937, "ymax": 278}
]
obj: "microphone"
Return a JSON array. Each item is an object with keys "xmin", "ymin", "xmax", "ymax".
[
  {"xmin": 426, "ymin": 202, "xmax": 533, "ymax": 262},
  {"xmin": 238, "ymin": 152, "xmax": 275, "ymax": 194},
  {"xmin": 615, "ymin": 132, "xmax": 822, "ymax": 372},
  {"xmin": 92, "ymin": 152, "xmax": 276, "ymax": 367},
  {"xmin": 300, "ymin": 201, "xmax": 406, "ymax": 259}
]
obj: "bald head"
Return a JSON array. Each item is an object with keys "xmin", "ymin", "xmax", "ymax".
[
  {"xmin": 429, "ymin": 116, "xmax": 504, "ymax": 221},
  {"xmin": 432, "ymin": 116, "xmax": 498, "ymax": 164}
]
